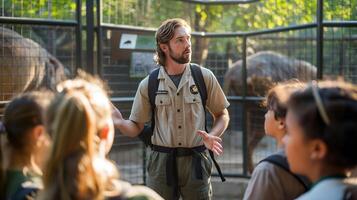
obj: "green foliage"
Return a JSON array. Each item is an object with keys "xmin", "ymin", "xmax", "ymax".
[
  {"xmin": 1, "ymin": 0, "xmax": 76, "ymax": 20},
  {"xmin": 2, "ymin": 0, "xmax": 355, "ymax": 32}
]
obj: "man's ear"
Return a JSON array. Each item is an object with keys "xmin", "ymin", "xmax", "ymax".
[
  {"xmin": 160, "ymin": 43, "xmax": 168, "ymax": 53},
  {"xmin": 99, "ymin": 125, "xmax": 109, "ymax": 140},
  {"xmin": 310, "ymin": 139, "xmax": 327, "ymax": 160}
]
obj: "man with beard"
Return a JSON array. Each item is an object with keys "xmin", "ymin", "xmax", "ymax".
[{"xmin": 112, "ymin": 18, "xmax": 230, "ymax": 200}]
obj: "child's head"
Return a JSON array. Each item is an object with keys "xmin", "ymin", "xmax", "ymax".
[
  {"xmin": 53, "ymin": 72, "xmax": 114, "ymax": 153},
  {"xmin": 43, "ymin": 73, "xmax": 114, "ymax": 199},
  {"xmin": 1, "ymin": 91, "xmax": 53, "ymax": 193},
  {"xmin": 263, "ymin": 80, "xmax": 305, "ymax": 141},
  {"xmin": 2, "ymin": 91, "xmax": 53, "ymax": 162},
  {"xmin": 284, "ymin": 80, "xmax": 357, "ymax": 180}
]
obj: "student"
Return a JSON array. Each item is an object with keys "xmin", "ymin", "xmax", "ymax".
[
  {"xmin": 39, "ymin": 74, "xmax": 163, "ymax": 200},
  {"xmin": 243, "ymin": 81, "xmax": 310, "ymax": 200},
  {"xmin": 284, "ymin": 80, "xmax": 357, "ymax": 200},
  {"xmin": 0, "ymin": 91, "xmax": 53, "ymax": 199}
]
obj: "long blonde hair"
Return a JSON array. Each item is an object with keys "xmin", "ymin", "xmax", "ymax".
[{"xmin": 42, "ymin": 74, "xmax": 113, "ymax": 200}]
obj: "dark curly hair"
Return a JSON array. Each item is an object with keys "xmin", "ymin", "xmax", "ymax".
[
  {"xmin": 264, "ymin": 79, "xmax": 305, "ymax": 120},
  {"xmin": 287, "ymin": 80, "xmax": 357, "ymax": 169}
]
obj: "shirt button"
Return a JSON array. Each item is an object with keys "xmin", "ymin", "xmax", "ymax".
[
  {"xmin": 178, "ymin": 143, "xmax": 182, "ymax": 146},
  {"xmin": 177, "ymin": 109, "xmax": 180, "ymax": 112},
  {"xmin": 178, "ymin": 125, "xmax": 181, "ymax": 129},
  {"xmin": 160, "ymin": 100, "xmax": 163, "ymax": 104},
  {"xmin": 193, "ymin": 98, "xmax": 196, "ymax": 102},
  {"xmin": 177, "ymin": 93, "xmax": 179, "ymax": 96}
]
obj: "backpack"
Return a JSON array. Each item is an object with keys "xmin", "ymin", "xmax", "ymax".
[
  {"xmin": 137, "ymin": 63, "xmax": 225, "ymax": 182},
  {"xmin": 260, "ymin": 153, "xmax": 311, "ymax": 191},
  {"xmin": 138, "ymin": 63, "xmax": 206, "ymax": 146},
  {"xmin": 10, "ymin": 185, "xmax": 39, "ymax": 200},
  {"xmin": 343, "ymin": 183, "xmax": 357, "ymax": 200}
]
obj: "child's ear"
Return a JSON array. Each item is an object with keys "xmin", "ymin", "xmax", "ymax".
[
  {"xmin": 310, "ymin": 139, "xmax": 327, "ymax": 160},
  {"xmin": 32, "ymin": 125, "xmax": 45, "ymax": 139},
  {"xmin": 278, "ymin": 118, "xmax": 286, "ymax": 130},
  {"xmin": 32, "ymin": 125, "xmax": 48, "ymax": 147},
  {"xmin": 99, "ymin": 125, "xmax": 109, "ymax": 140}
]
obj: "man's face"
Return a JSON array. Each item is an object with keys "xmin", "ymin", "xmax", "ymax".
[{"xmin": 167, "ymin": 26, "xmax": 191, "ymax": 64}]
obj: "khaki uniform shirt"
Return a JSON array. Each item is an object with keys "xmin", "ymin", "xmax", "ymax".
[{"xmin": 129, "ymin": 65, "xmax": 229, "ymax": 148}]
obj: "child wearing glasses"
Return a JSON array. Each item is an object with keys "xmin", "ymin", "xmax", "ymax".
[
  {"xmin": 283, "ymin": 80, "xmax": 357, "ymax": 199},
  {"xmin": 244, "ymin": 80, "xmax": 310, "ymax": 200}
]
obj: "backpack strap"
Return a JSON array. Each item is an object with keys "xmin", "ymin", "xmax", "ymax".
[
  {"xmin": 148, "ymin": 67, "xmax": 160, "ymax": 131},
  {"xmin": 148, "ymin": 67, "xmax": 160, "ymax": 109},
  {"xmin": 343, "ymin": 183, "xmax": 357, "ymax": 200},
  {"xmin": 260, "ymin": 154, "xmax": 310, "ymax": 191},
  {"xmin": 190, "ymin": 63, "xmax": 207, "ymax": 107},
  {"xmin": 137, "ymin": 67, "xmax": 160, "ymax": 147},
  {"xmin": 190, "ymin": 63, "xmax": 225, "ymax": 182},
  {"xmin": 11, "ymin": 185, "xmax": 39, "ymax": 200}
]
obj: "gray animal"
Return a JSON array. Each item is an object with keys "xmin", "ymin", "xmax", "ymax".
[
  {"xmin": 0, "ymin": 27, "xmax": 67, "ymax": 101},
  {"xmin": 223, "ymin": 51, "xmax": 316, "ymax": 173}
]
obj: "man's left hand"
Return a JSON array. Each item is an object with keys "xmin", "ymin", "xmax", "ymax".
[{"xmin": 197, "ymin": 130, "xmax": 223, "ymax": 155}]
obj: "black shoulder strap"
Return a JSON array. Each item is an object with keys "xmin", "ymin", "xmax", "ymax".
[
  {"xmin": 138, "ymin": 68, "xmax": 160, "ymax": 147},
  {"xmin": 148, "ymin": 67, "xmax": 160, "ymax": 131},
  {"xmin": 261, "ymin": 154, "xmax": 310, "ymax": 191},
  {"xmin": 190, "ymin": 63, "xmax": 207, "ymax": 108},
  {"xmin": 190, "ymin": 63, "xmax": 225, "ymax": 182},
  {"xmin": 343, "ymin": 183, "xmax": 357, "ymax": 200},
  {"xmin": 148, "ymin": 67, "xmax": 160, "ymax": 109},
  {"xmin": 12, "ymin": 186, "xmax": 39, "ymax": 200}
]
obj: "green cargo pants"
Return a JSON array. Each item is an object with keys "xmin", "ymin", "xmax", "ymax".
[{"xmin": 146, "ymin": 149, "xmax": 213, "ymax": 200}]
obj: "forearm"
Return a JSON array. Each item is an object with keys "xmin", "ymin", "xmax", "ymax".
[
  {"xmin": 209, "ymin": 109, "xmax": 230, "ymax": 137},
  {"xmin": 115, "ymin": 119, "xmax": 144, "ymax": 137}
]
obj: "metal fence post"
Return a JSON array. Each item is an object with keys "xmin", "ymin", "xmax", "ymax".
[
  {"xmin": 241, "ymin": 36, "xmax": 248, "ymax": 176},
  {"xmin": 316, "ymin": 0, "xmax": 324, "ymax": 79},
  {"xmin": 76, "ymin": 0, "xmax": 82, "ymax": 71},
  {"xmin": 86, "ymin": 0, "xmax": 95, "ymax": 74},
  {"xmin": 96, "ymin": 0, "xmax": 103, "ymax": 76}
]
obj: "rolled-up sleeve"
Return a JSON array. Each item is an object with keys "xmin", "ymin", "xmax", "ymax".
[{"xmin": 129, "ymin": 76, "xmax": 152, "ymax": 123}]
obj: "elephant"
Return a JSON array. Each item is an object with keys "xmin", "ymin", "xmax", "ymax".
[
  {"xmin": 223, "ymin": 51, "xmax": 316, "ymax": 173},
  {"xmin": 0, "ymin": 27, "xmax": 67, "ymax": 101},
  {"xmin": 0, "ymin": 27, "xmax": 67, "ymax": 114}
]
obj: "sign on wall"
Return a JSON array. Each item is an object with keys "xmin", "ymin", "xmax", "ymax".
[{"xmin": 130, "ymin": 52, "xmax": 157, "ymax": 78}]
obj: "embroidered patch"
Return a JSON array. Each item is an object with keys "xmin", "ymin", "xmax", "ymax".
[{"xmin": 190, "ymin": 85, "xmax": 199, "ymax": 94}]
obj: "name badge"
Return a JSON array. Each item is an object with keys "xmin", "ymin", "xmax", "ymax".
[{"xmin": 156, "ymin": 90, "xmax": 168, "ymax": 95}]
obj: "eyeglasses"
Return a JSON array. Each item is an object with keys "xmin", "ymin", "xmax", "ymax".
[{"xmin": 310, "ymin": 81, "xmax": 330, "ymax": 125}]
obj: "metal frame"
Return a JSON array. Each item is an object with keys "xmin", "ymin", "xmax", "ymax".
[
  {"xmin": 0, "ymin": 1, "xmax": 82, "ymax": 72},
  {"xmin": 99, "ymin": 1, "xmax": 357, "ymax": 180},
  {"xmin": 2, "ymin": 0, "xmax": 356, "ymax": 181},
  {"xmin": 180, "ymin": 0, "xmax": 260, "ymax": 5}
]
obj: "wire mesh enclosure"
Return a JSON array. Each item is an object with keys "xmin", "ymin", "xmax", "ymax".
[{"xmin": 0, "ymin": 0, "xmax": 356, "ymax": 184}]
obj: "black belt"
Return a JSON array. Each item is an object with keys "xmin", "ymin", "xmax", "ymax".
[{"xmin": 151, "ymin": 145, "xmax": 225, "ymax": 199}]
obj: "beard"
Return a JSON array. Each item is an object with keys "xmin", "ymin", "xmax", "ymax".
[{"xmin": 168, "ymin": 46, "xmax": 191, "ymax": 64}]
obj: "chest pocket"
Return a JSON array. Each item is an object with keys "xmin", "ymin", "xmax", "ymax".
[
  {"xmin": 184, "ymin": 95, "xmax": 201, "ymax": 104},
  {"xmin": 155, "ymin": 95, "xmax": 171, "ymax": 106}
]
